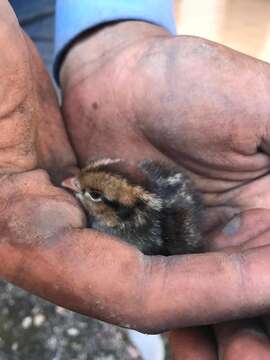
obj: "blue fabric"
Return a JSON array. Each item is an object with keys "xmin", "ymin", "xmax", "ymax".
[{"xmin": 54, "ymin": 0, "xmax": 176, "ymax": 80}]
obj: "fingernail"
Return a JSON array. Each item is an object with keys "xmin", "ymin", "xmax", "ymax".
[{"xmin": 222, "ymin": 216, "xmax": 241, "ymax": 236}]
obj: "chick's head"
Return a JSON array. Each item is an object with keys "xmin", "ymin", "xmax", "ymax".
[{"xmin": 62, "ymin": 158, "xmax": 162, "ymax": 230}]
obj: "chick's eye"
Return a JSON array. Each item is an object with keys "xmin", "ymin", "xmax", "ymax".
[{"xmin": 84, "ymin": 190, "xmax": 103, "ymax": 202}]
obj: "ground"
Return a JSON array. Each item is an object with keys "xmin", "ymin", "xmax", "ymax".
[{"xmin": 0, "ymin": 281, "xmax": 142, "ymax": 360}]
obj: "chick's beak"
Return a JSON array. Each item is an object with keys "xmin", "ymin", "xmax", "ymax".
[{"xmin": 61, "ymin": 177, "xmax": 81, "ymax": 192}]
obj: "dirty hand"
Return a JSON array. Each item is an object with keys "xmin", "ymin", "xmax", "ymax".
[
  {"xmin": 60, "ymin": 21, "xmax": 270, "ymax": 358},
  {"xmin": 1, "ymin": 4, "xmax": 258, "ymax": 337}
]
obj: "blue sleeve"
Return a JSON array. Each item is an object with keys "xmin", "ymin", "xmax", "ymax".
[{"xmin": 54, "ymin": 0, "xmax": 176, "ymax": 81}]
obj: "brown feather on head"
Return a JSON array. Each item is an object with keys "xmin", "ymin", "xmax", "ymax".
[
  {"xmin": 81, "ymin": 158, "xmax": 122, "ymax": 174},
  {"xmin": 61, "ymin": 158, "xmax": 162, "ymax": 229}
]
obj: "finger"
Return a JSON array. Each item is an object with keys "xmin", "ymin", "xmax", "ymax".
[
  {"xmin": 168, "ymin": 327, "xmax": 216, "ymax": 360},
  {"xmin": 2, "ymin": 219, "xmax": 270, "ymax": 334},
  {"xmin": 215, "ymin": 319, "xmax": 270, "ymax": 360}
]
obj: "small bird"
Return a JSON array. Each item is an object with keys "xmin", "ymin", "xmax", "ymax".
[{"xmin": 62, "ymin": 158, "xmax": 204, "ymax": 256}]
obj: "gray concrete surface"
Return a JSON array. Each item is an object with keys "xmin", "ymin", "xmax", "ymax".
[{"xmin": 0, "ymin": 281, "xmax": 142, "ymax": 359}]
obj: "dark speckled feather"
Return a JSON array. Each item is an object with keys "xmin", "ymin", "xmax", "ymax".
[{"xmin": 139, "ymin": 160, "xmax": 203, "ymax": 254}]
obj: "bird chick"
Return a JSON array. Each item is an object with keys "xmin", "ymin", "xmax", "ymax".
[{"xmin": 62, "ymin": 158, "xmax": 203, "ymax": 256}]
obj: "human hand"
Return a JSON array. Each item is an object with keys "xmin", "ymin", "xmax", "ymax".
[
  {"xmin": 60, "ymin": 21, "xmax": 270, "ymax": 358},
  {"xmin": 2, "ymin": 5, "xmax": 270, "ymax": 359},
  {"xmin": 1, "ymin": 4, "xmax": 262, "ymax": 337},
  {"xmin": 60, "ymin": 21, "xmax": 270, "ymax": 233}
]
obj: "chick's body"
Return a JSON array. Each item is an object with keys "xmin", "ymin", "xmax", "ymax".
[{"xmin": 63, "ymin": 159, "xmax": 203, "ymax": 256}]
